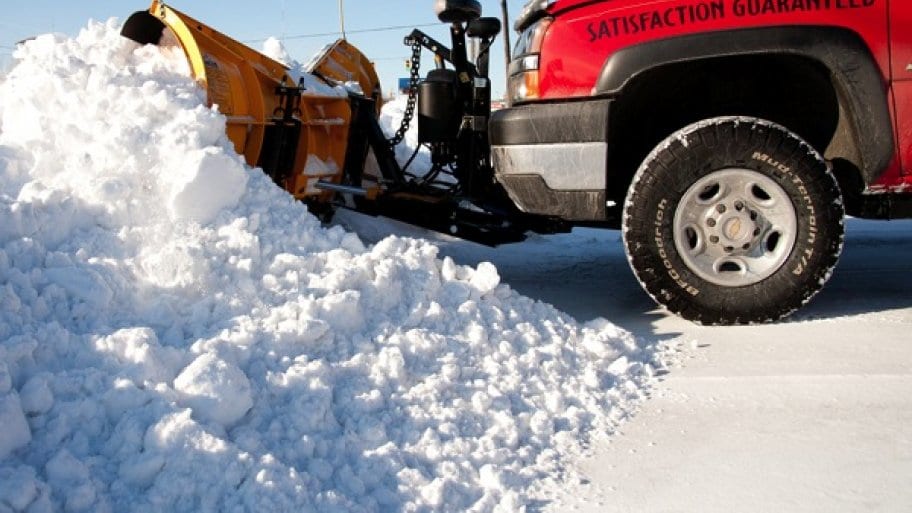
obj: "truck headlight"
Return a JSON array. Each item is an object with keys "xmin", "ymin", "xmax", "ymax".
[{"xmin": 508, "ymin": 18, "xmax": 551, "ymax": 103}]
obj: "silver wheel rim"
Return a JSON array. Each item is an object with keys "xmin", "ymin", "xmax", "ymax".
[{"xmin": 673, "ymin": 168, "xmax": 798, "ymax": 288}]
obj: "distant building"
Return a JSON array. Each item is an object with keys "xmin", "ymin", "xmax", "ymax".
[{"xmin": 398, "ymin": 77, "xmax": 411, "ymax": 95}]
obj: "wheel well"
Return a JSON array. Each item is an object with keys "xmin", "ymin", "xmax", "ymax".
[{"xmin": 607, "ymin": 54, "xmax": 844, "ymax": 208}]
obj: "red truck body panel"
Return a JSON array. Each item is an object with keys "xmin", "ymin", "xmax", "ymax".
[
  {"xmin": 535, "ymin": 0, "xmax": 912, "ymax": 188},
  {"xmin": 889, "ymin": 1, "xmax": 912, "ymax": 188}
]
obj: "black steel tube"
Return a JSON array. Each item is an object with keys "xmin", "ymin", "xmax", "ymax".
[{"xmin": 500, "ymin": 0, "xmax": 512, "ymax": 107}]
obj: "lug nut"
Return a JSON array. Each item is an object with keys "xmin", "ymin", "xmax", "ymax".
[
  {"xmin": 710, "ymin": 236, "xmax": 719, "ymax": 244},
  {"xmin": 717, "ymin": 204, "xmax": 727, "ymax": 213},
  {"xmin": 735, "ymin": 201, "xmax": 744, "ymax": 211},
  {"xmin": 707, "ymin": 218, "xmax": 717, "ymax": 227}
]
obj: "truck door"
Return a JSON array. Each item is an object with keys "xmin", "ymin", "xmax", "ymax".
[{"xmin": 890, "ymin": 1, "xmax": 912, "ymax": 179}]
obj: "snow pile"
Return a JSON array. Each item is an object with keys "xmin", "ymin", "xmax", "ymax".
[{"xmin": 0, "ymin": 20, "xmax": 654, "ymax": 512}]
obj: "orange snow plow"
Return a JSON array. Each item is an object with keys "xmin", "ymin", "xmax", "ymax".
[
  {"xmin": 122, "ymin": 1, "xmax": 381, "ymax": 202},
  {"xmin": 122, "ymin": 1, "xmax": 557, "ymax": 245}
]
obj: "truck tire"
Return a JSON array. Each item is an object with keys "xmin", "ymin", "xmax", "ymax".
[{"xmin": 622, "ymin": 117, "xmax": 845, "ymax": 324}]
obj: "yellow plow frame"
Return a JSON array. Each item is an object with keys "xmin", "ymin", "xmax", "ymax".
[{"xmin": 122, "ymin": 1, "xmax": 381, "ymax": 201}]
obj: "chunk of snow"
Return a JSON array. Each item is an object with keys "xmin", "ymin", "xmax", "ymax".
[
  {"xmin": 0, "ymin": 466, "xmax": 41, "ymax": 511},
  {"xmin": 469, "ymin": 261, "xmax": 501, "ymax": 296},
  {"xmin": 19, "ymin": 375, "xmax": 53, "ymax": 415},
  {"xmin": 167, "ymin": 148, "xmax": 248, "ymax": 224},
  {"xmin": 174, "ymin": 354, "xmax": 253, "ymax": 427},
  {"xmin": 0, "ymin": 393, "xmax": 31, "ymax": 460}
]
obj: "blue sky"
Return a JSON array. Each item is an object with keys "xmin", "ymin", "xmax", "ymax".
[{"xmin": 1, "ymin": 0, "xmax": 528, "ymax": 98}]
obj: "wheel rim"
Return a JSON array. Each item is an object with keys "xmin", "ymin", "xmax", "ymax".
[{"xmin": 673, "ymin": 168, "xmax": 798, "ymax": 288}]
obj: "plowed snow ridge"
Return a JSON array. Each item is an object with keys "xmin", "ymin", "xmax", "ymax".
[{"xmin": 0, "ymin": 21, "xmax": 655, "ymax": 512}]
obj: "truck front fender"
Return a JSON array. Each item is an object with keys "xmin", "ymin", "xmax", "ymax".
[{"xmin": 595, "ymin": 26, "xmax": 894, "ymax": 184}]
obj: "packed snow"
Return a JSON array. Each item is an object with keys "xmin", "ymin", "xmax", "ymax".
[
  {"xmin": 0, "ymin": 20, "xmax": 658, "ymax": 512},
  {"xmin": 336, "ymin": 206, "xmax": 912, "ymax": 513}
]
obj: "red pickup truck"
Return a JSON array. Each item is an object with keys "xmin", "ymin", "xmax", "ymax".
[
  {"xmin": 123, "ymin": 0, "xmax": 906, "ymax": 324},
  {"xmin": 491, "ymin": 0, "xmax": 911, "ymax": 324}
]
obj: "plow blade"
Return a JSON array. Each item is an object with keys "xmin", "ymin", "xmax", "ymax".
[
  {"xmin": 307, "ymin": 39, "xmax": 383, "ymax": 115},
  {"xmin": 122, "ymin": 1, "xmax": 380, "ymax": 201}
]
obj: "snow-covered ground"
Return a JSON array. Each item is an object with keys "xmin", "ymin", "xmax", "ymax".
[
  {"xmin": 0, "ymin": 21, "xmax": 659, "ymax": 513},
  {"xmin": 338, "ymin": 210, "xmax": 912, "ymax": 512},
  {"xmin": 2, "ymin": 17, "xmax": 909, "ymax": 513}
]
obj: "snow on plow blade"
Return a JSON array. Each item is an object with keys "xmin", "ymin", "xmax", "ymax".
[{"xmin": 122, "ymin": 1, "xmax": 381, "ymax": 201}]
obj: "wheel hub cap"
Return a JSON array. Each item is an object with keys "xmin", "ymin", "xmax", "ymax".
[
  {"xmin": 722, "ymin": 215, "xmax": 750, "ymax": 243},
  {"xmin": 673, "ymin": 168, "xmax": 798, "ymax": 287}
]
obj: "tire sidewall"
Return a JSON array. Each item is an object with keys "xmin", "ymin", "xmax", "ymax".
[{"xmin": 623, "ymin": 117, "xmax": 844, "ymax": 324}]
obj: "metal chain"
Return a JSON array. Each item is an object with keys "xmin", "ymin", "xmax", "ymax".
[{"xmin": 388, "ymin": 40, "xmax": 422, "ymax": 148}]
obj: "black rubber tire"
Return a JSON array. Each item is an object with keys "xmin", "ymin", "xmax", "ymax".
[{"xmin": 623, "ymin": 117, "xmax": 845, "ymax": 325}]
